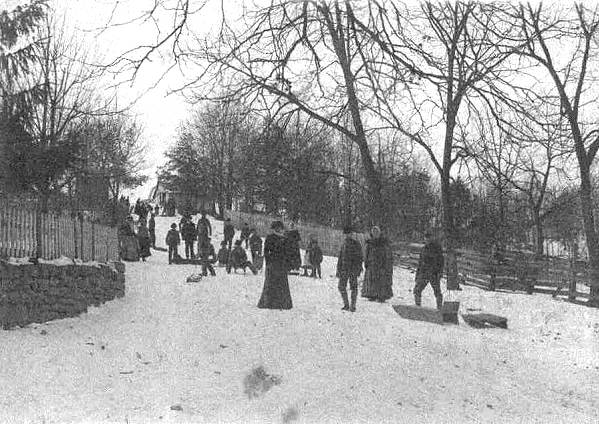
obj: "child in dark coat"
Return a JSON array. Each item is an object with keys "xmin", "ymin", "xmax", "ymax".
[
  {"xmin": 217, "ymin": 241, "xmax": 230, "ymax": 266},
  {"xmin": 336, "ymin": 226, "xmax": 363, "ymax": 312},
  {"xmin": 308, "ymin": 237, "xmax": 323, "ymax": 278},
  {"xmin": 165, "ymin": 223, "xmax": 181, "ymax": 264},
  {"xmin": 240, "ymin": 223, "xmax": 251, "ymax": 249},
  {"xmin": 198, "ymin": 236, "xmax": 216, "ymax": 276},
  {"xmin": 223, "ymin": 218, "xmax": 235, "ymax": 250},
  {"xmin": 228, "ymin": 240, "xmax": 257, "ymax": 274}
]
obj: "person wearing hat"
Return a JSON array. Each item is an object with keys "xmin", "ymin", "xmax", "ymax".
[
  {"xmin": 165, "ymin": 223, "xmax": 181, "ymax": 264},
  {"xmin": 258, "ymin": 220, "xmax": 293, "ymax": 309},
  {"xmin": 336, "ymin": 225, "xmax": 363, "ymax": 312},
  {"xmin": 414, "ymin": 230, "xmax": 444, "ymax": 309}
]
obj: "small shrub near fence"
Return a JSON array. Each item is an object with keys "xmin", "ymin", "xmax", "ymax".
[{"xmin": 0, "ymin": 202, "xmax": 119, "ymax": 263}]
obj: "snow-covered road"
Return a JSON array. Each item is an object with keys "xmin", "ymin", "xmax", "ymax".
[{"xmin": 1, "ymin": 215, "xmax": 598, "ymax": 423}]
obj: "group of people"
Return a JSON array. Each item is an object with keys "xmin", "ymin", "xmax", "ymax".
[
  {"xmin": 118, "ymin": 211, "xmax": 157, "ymax": 262},
  {"xmin": 257, "ymin": 221, "xmax": 445, "ymax": 313},
  {"xmin": 121, "ymin": 207, "xmax": 445, "ymax": 312}
]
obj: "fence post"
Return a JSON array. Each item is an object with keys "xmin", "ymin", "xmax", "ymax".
[
  {"xmin": 568, "ymin": 258, "xmax": 577, "ymax": 301},
  {"xmin": 91, "ymin": 221, "xmax": 96, "ymax": 262}
]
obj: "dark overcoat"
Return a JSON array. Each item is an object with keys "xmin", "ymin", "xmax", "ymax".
[{"xmin": 361, "ymin": 237, "xmax": 393, "ymax": 300}]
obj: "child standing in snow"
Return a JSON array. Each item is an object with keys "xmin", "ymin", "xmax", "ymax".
[
  {"xmin": 249, "ymin": 229, "xmax": 263, "ymax": 269},
  {"xmin": 217, "ymin": 241, "xmax": 230, "ymax": 266},
  {"xmin": 166, "ymin": 223, "xmax": 181, "ymax": 264},
  {"xmin": 199, "ymin": 236, "xmax": 216, "ymax": 276},
  {"xmin": 308, "ymin": 237, "xmax": 323, "ymax": 279}
]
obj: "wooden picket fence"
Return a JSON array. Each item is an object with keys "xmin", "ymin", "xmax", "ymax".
[
  {"xmin": 225, "ymin": 210, "xmax": 367, "ymax": 257},
  {"xmin": 0, "ymin": 202, "xmax": 119, "ymax": 262}
]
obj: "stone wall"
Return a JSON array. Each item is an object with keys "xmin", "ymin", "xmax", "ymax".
[{"xmin": 0, "ymin": 261, "xmax": 125, "ymax": 329}]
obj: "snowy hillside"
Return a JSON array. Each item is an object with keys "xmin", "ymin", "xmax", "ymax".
[{"xmin": 0, "ymin": 215, "xmax": 598, "ymax": 423}]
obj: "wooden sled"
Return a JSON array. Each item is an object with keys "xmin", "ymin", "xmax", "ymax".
[
  {"xmin": 461, "ymin": 313, "xmax": 508, "ymax": 329},
  {"xmin": 392, "ymin": 304, "xmax": 443, "ymax": 324}
]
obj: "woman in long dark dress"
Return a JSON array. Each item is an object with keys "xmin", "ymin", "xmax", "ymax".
[
  {"xmin": 258, "ymin": 221, "xmax": 293, "ymax": 310},
  {"xmin": 361, "ymin": 226, "xmax": 393, "ymax": 302},
  {"xmin": 136, "ymin": 220, "xmax": 152, "ymax": 262}
]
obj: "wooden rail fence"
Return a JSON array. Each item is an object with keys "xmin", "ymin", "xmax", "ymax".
[
  {"xmin": 394, "ymin": 242, "xmax": 591, "ymax": 301},
  {"xmin": 0, "ymin": 202, "xmax": 119, "ymax": 262}
]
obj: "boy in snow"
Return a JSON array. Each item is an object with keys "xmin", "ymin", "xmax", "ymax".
[
  {"xmin": 249, "ymin": 229, "xmax": 263, "ymax": 267},
  {"xmin": 223, "ymin": 218, "xmax": 235, "ymax": 250},
  {"xmin": 228, "ymin": 240, "xmax": 257, "ymax": 275},
  {"xmin": 308, "ymin": 236, "xmax": 323, "ymax": 279},
  {"xmin": 166, "ymin": 223, "xmax": 181, "ymax": 264},
  {"xmin": 336, "ymin": 226, "xmax": 363, "ymax": 312},
  {"xmin": 240, "ymin": 223, "xmax": 251, "ymax": 249},
  {"xmin": 198, "ymin": 236, "xmax": 217, "ymax": 276},
  {"xmin": 217, "ymin": 241, "xmax": 230, "ymax": 266}
]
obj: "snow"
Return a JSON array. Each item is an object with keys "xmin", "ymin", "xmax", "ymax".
[{"xmin": 1, "ymin": 214, "xmax": 598, "ymax": 423}]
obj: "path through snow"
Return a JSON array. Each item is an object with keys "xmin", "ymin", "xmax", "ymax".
[{"xmin": 1, "ymin": 215, "xmax": 598, "ymax": 423}]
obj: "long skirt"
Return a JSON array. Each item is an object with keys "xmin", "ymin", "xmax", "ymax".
[
  {"xmin": 138, "ymin": 235, "xmax": 152, "ymax": 258},
  {"xmin": 361, "ymin": 267, "xmax": 393, "ymax": 301},
  {"xmin": 258, "ymin": 263, "xmax": 293, "ymax": 309}
]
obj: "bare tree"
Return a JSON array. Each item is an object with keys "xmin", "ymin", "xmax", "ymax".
[
  {"xmin": 512, "ymin": 3, "xmax": 599, "ymax": 306},
  {"xmin": 351, "ymin": 1, "xmax": 521, "ymax": 288}
]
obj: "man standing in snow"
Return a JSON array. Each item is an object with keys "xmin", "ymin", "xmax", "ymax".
[
  {"xmin": 414, "ymin": 230, "xmax": 444, "ymax": 310},
  {"xmin": 336, "ymin": 226, "xmax": 363, "ymax": 312}
]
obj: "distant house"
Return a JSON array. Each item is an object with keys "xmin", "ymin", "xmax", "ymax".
[{"xmin": 150, "ymin": 180, "xmax": 212, "ymax": 215}]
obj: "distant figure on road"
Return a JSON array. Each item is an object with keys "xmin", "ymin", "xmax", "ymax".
[
  {"xmin": 258, "ymin": 221, "xmax": 293, "ymax": 310},
  {"xmin": 336, "ymin": 225, "xmax": 363, "ymax": 312},
  {"xmin": 285, "ymin": 221, "xmax": 301, "ymax": 272},
  {"xmin": 307, "ymin": 236, "xmax": 323, "ymax": 279},
  {"xmin": 240, "ymin": 222, "xmax": 251, "ymax": 249},
  {"xmin": 217, "ymin": 241, "xmax": 230, "ymax": 266},
  {"xmin": 414, "ymin": 231, "xmax": 444, "ymax": 310},
  {"xmin": 199, "ymin": 236, "xmax": 216, "ymax": 276},
  {"xmin": 181, "ymin": 216, "xmax": 197, "ymax": 259},
  {"xmin": 148, "ymin": 212, "xmax": 156, "ymax": 248},
  {"xmin": 166, "ymin": 223, "xmax": 181, "ymax": 265},
  {"xmin": 136, "ymin": 220, "xmax": 152, "ymax": 262},
  {"xmin": 223, "ymin": 218, "xmax": 235, "ymax": 250},
  {"xmin": 197, "ymin": 211, "xmax": 212, "ymax": 240}
]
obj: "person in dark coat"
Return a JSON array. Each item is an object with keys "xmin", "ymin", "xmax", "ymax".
[
  {"xmin": 240, "ymin": 222, "xmax": 251, "ymax": 249},
  {"xmin": 217, "ymin": 241, "xmax": 230, "ymax": 266},
  {"xmin": 414, "ymin": 231, "xmax": 444, "ymax": 310},
  {"xmin": 249, "ymin": 229, "xmax": 263, "ymax": 262},
  {"xmin": 223, "ymin": 218, "xmax": 235, "ymax": 250},
  {"xmin": 181, "ymin": 216, "xmax": 197, "ymax": 259},
  {"xmin": 148, "ymin": 212, "xmax": 156, "ymax": 248},
  {"xmin": 361, "ymin": 226, "xmax": 393, "ymax": 302},
  {"xmin": 118, "ymin": 216, "xmax": 139, "ymax": 261},
  {"xmin": 165, "ymin": 223, "xmax": 181, "ymax": 264},
  {"xmin": 336, "ymin": 225, "xmax": 363, "ymax": 312},
  {"xmin": 308, "ymin": 236, "xmax": 323, "ymax": 278},
  {"xmin": 228, "ymin": 240, "xmax": 257, "ymax": 274},
  {"xmin": 258, "ymin": 220, "xmax": 293, "ymax": 310},
  {"xmin": 197, "ymin": 211, "xmax": 212, "ymax": 240},
  {"xmin": 198, "ymin": 236, "xmax": 216, "ymax": 276},
  {"xmin": 136, "ymin": 220, "xmax": 152, "ymax": 261},
  {"xmin": 285, "ymin": 221, "xmax": 301, "ymax": 272}
]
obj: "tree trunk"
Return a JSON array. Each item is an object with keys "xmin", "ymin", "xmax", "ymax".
[
  {"xmin": 441, "ymin": 174, "xmax": 459, "ymax": 290},
  {"xmin": 532, "ymin": 209, "xmax": 544, "ymax": 257},
  {"xmin": 579, "ymin": 164, "xmax": 599, "ymax": 307}
]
